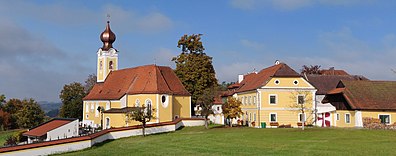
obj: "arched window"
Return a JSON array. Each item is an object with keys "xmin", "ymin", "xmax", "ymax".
[
  {"xmin": 145, "ymin": 99, "xmax": 152, "ymax": 114},
  {"xmin": 109, "ymin": 61, "xmax": 113, "ymax": 70},
  {"xmin": 106, "ymin": 117, "xmax": 110, "ymax": 129}
]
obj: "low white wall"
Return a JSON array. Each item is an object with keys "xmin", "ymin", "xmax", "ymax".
[
  {"xmin": 1, "ymin": 119, "xmax": 204, "ymax": 156},
  {"xmin": 2, "ymin": 140, "xmax": 91, "ymax": 156}
]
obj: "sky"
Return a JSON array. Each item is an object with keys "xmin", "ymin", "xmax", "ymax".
[{"xmin": 0, "ymin": 0, "xmax": 396, "ymax": 102}]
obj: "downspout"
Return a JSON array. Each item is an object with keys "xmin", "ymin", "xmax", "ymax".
[{"xmin": 257, "ymin": 90, "xmax": 261, "ymax": 128}]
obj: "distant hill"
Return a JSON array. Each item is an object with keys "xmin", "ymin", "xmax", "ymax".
[{"xmin": 38, "ymin": 101, "xmax": 62, "ymax": 117}]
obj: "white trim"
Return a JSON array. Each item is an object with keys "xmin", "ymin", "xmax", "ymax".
[
  {"xmin": 135, "ymin": 98, "xmax": 140, "ymax": 107},
  {"xmin": 298, "ymin": 113, "xmax": 306, "ymax": 122},
  {"xmin": 345, "ymin": 113, "xmax": 351, "ymax": 124},
  {"xmin": 293, "ymin": 79, "xmax": 299, "ymax": 85},
  {"xmin": 297, "ymin": 94, "xmax": 305, "ymax": 105},
  {"xmin": 105, "ymin": 117, "xmax": 110, "ymax": 129},
  {"xmin": 378, "ymin": 114, "xmax": 391, "ymax": 125},
  {"xmin": 260, "ymin": 107, "xmax": 306, "ymax": 111},
  {"xmin": 336, "ymin": 113, "xmax": 340, "ymax": 121},
  {"xmin": 269, "ymin": 113, "xmax": 277, "ymax": 122},
  {"xmin": 241, "ymin": 108, "xmax": 259, "ymax": 110},
  {"xmin": 156, "ymin": 94, "xmax": 159, "ymax": 123},
  {"xmin": 269, "ymin": 94, "xmax": 277, "ymax": 105},
  {"xmin": 274, "ymin": 79, "xmax": 280, "ymax": 85},
  {"xmin": 261, "ymin": 86, "xmax": 316, "ymax": 89}
]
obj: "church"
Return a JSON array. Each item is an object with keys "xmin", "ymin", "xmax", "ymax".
[{"xmin": 82, "ymin": 21, "xmax": 191, "ymax": 129}]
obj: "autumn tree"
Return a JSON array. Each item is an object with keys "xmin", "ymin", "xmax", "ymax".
[
  {"xmin": 196, "ymin": 87, "xmax": 217, "ymax": 129},
  {"xmin": 172, "ymin": 34, "xmax": 218, "ymax": 116},
  {"xmin": 15, "ymin": 99, "xmax": 45, "ymax": 128},
  {"xmin": 59, "ymin": 82, "xmax": 86, "ymax": 120},
  {"xmin": 0, "ymin": 95, "xmax": 10, "ymax": 130},
  {"xmin": 0, "ymin": 94, "xmax": 5, "ymax": 108},
  {"xmin": 301, "ymin": 65, "xmax": 322, "ymax": 75},
  {"xmin": 222, "ymin": 97, "xmax": 243, "ymax": 127},
  {"xmin": 125, "ymin": 104, "xmax": 155, "ymax": 136},
  {"xmin": 3, "ymin": 99, "xmax": 24, "ymax": 129},
  {"xmin": 289, "ymin": 90, "xmax": 314, "ymax": 130}
]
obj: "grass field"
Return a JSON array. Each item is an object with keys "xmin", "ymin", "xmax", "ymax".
[
  {"xmin": 59, "ymin": 126, "xmax": 396, "ymax": 155},
  {"xmin": 0, "ymin": 129, "xmax": 23, "ymax": 146}
]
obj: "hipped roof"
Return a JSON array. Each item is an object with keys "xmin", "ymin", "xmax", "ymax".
[
  {"xmin": 84, "ymin": 65, "xmax": 190, "ymax": 100},
  {"xmin": 236, "ymin": 63, "xmax": 301, "ymax": 93}
]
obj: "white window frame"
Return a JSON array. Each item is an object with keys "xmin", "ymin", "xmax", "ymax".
[
  {"xmin": 248, "ymin": 96, "xmax": 251, "ymax": 105},
  {"xmin": 345, "ymin": 113, "xmax": 351, "ymax": 124},
  {"xmin": 254, "ymin": 113, "xmax": 256, "ymax": 121},
  {"xmin": 244, "ymin": 96, "xmax": 247, "ymax": 105},
  {"xmin": 106, "ymin": 102, "xmax": 110, "ymax": 110},
  {"xmin": 336, "ymin": 113, "xmax": 340, "ymax": 121},
  {"xmin": 274, "ymin": 79, "xmax": 280, "ymax": 85},
  {"xmin": 298, "ymin": 113, "xmax": 306, "ymax": 122},
  {"xmin": 293, "ymin": 79, "xmax": 299, "ymax": 85},
  {"xmin": 378, "ymin": 114, "xmax": 391, "ymax": 125},
  {"xmin": 297, "ymin": 94, "xmax": 305, "ymax": 105},
  {"xmin": 269, "ymin": 113, "xmax": 277, "ymax": 122},
  {"xmin": 249, "ymin": 113, "xmax": 252, "ymax": 121},
  {"xmin": 90, "ymin": 103, "xmax": 94, "ymax": 113},
  {"xmin": 106, "ymin": 117, "xmax": 110, "ymax": 129},
  {"xmin": 95, "ymin": 104, "xmax": 99, "ymax": 117},
  {"xmin": 135, "ymin": 99, "xmax": 140, "ymax": 107},
  {"xmin": 85, "ymin": 104, "xmax": 89, "ymax": 113},
  {"xmin": 253, "ymin": 96, "xmax": 256, "ymax": 104},
  {"xmin": 269, "ymin": 94, "xmax": 277, "ymax": 105}
]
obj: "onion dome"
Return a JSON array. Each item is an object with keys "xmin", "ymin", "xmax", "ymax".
[{"xmin": 100, "ymin": 21, "xmax": 116, "ymax": 51}]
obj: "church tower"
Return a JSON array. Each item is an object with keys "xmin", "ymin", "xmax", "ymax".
[{"xmin": 97, "ymin": 21, "xmax": 118, "ymax": 82}]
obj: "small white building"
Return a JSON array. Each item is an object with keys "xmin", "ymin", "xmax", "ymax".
[{"xmin": 23, "ymin": 118, "xmax": 79, "ymax": 143}]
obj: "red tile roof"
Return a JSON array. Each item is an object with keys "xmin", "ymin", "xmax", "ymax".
[
  {"xmin": 236, "ymin": 63, "xmax": 300, "ymax": 93},
  {"xmin": 324, "ymin": 80, "xmax": 396, "ymax": 110},
  {"xmin": 306, "ymin": 75, "xmax": 368, "ymax": 94},
  {"xmin": 23, "ymin": 118, "xmax": 76, "ymax": 137},
  {"xmin": 84, "ymin": 65, "xmax": 190, "ymax": 100}
]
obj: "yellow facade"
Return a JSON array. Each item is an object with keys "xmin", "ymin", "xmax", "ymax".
[
  {"xmin": 332, "ymin": 110, "xmax": 396, "ymax": 127},
  {"xmin": 83, "ymin": 94, "xmax": 191, "ymax": 128},
  {"xmin": 173, "ymin": 96, "xmax": 191, "ymax": 118},
  {"xmin": 236, "ymin": 77, "xmax": 316, "ymax": 127}
]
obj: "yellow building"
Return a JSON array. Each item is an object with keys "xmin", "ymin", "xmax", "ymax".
[
  {"xmin": 82, "ymin": 21, "xmax": 191, "ymax": 129},
  {"xmin": 322, "ymin": 80, "xmax": 396, "ymax": 127},
  {"xmin": 227, "ymin": 61, "xmax": 317, "ymax": 128}
]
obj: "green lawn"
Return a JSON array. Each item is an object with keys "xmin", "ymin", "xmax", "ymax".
[
  {"xmin": 0, "ymin": 129, "xmax": 22, "ymax": 146},
  {"xmin": 59, "ymin": 126, "xmax": 396, "ymax": 155}
]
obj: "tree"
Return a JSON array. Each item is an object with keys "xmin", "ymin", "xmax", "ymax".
[
  {"xmin": 125, "ymin": 105, "xmax": 155, "ymax": 137},
  {"xmin": 15, "ymin": 99, "xmax": 45, "ymax": 128},
  {"xmin": 289, "ymin": 90, "xmax": 314, "ymax": 130},
  {"xmin": 84, "ymin": 74, "xmax": 97, "ymax": 94},
  {"xmin": 222, "ymin": 97, "xmax": 243, "ymax": 127},
  {"xmin": 59, "ymin": 82, "xmax": 86, "ymax": 120},
  {"xmin": 196, "ymin": 87, "xmax": 217, "ymax": 129},
  {"xmin": 219, "ymin": 81, "xmax": 235, "ymax": 91},
  {"xmin": 172, "ymin": 34, "xmax": 218, "ymax": 116},
  {"xmin": 0, "ymin": 94, "xmax": 5, "ymax": 108},
  {"xmin": 301, "ymin": 65, "xmax": 321, "ymax": 75},
  {"xmin": 3, "ymin": 99, "xmax": 24, "ymax": 129}
]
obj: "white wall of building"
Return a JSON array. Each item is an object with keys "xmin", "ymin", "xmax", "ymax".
[{"xmin": 46, "ymin": 120, "xmax": 79, "ymax": 141}]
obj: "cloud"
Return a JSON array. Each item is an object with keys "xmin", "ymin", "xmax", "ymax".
[
  {"xmin": 152, "ymin": 48, "xmax": 177, "ymax": 67},
  {"xmin": 0, "ymin": 20, "xmax": 89, "ymax": 102},
  {"xmin": 0, "ymin": 1, "xmax": 174, "ymax": 33}
]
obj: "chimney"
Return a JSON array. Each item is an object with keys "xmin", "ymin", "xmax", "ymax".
[{"xmin": 238, "ymin": 74, "xmax": 244, "ymax": 83}]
